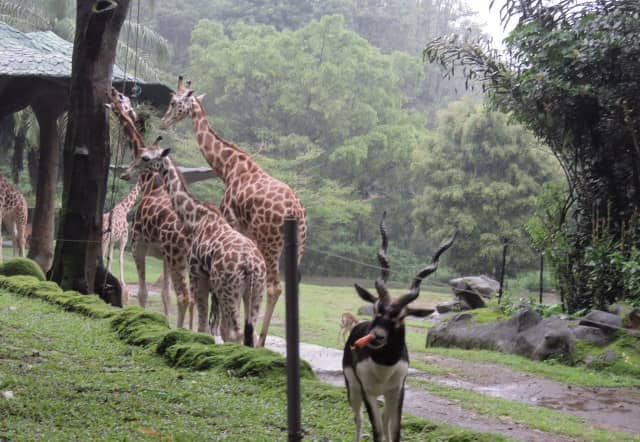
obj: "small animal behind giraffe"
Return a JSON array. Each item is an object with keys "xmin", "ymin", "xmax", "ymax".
[
  {"xmin": 102, "ymin": 182, "xmax": 140, "ymax": 303},
  {"xmin": 338, "ymin": 312, "xmax": 360, "ymax": 345},
  {"xmin": 0, "ymin": 173, "xmax": 28, "ymax": 263},
  {"xmin": 120, "ymin": 138, "xmax": 266, "ymax": 346}
]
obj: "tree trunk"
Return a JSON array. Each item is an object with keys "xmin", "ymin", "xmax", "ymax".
[
  {"xmin": 29, "ymin": 99, "xmax": 64, "ymax": 272},
  {"xmin": 50, "ymin": 0, "xmax": 129, "ymax": 294}
]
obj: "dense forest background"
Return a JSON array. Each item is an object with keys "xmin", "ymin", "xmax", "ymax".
[{"xmin": 0, "ymin": 0, "xmax": 562, "ymax": 284}]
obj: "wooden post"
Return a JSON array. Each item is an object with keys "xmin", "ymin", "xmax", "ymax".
[
  {"xmin": 498, "ymin": 238, "xmax": 509, "ymax": 304},
  {"xmin": 539, "ymin": 253, "xmax": 544, "ymax": 304},
  {"xmin": 284, "ymin": 217, "xmax": 301, "ymax": 442}
]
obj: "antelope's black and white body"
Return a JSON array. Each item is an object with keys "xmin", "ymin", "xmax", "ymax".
[{"xmin": 342, "ymin": 212, "xmax": 455, "ymax": 442}]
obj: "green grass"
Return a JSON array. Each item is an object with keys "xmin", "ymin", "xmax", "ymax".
[
  {"xmin": 0, "ymin": 289, "xmax": 507, "ymax": 442},
  {"xmin": 261, "ymin": 281, "xmax": 640, "ymax": 388},
  {"xmin": 409, "ymin": 378, "xmax": 640, "ymax": 442}
]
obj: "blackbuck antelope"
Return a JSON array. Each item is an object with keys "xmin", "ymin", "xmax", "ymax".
[
  {"xmin": 342, "ymin": 212, "xmax": 456, "ymax": 442},
  {"xmin": 338, "ymin": 312, "xmax": 361, "ymax": 344}
]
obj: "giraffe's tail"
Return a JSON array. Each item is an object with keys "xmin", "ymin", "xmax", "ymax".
[{"xmin": 242, "ymin": 258, "xmax": 265, "ymax": 347}]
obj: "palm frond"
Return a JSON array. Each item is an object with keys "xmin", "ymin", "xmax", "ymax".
[{"xmin": 121, "ymin": 20, "xmax": 170, "ymax": 64}]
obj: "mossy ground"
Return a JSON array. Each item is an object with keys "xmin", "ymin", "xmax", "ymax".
[{"xmin": 0, "ymin": 275, "xmax": 507, "ymax": 441}]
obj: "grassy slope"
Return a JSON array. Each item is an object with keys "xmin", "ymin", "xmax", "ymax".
[{"xmin": 0, "ymin": 290, "xmax": 505, "ymax": 442}]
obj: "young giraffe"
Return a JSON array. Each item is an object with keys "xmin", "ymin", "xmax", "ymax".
[
  {"xmin": 107, "ymin": 88, "xmax": 194, "ymax": 329},
  {"xmin": 121, "ymin": 140, "xmax": 267, "ymax": 346},
  {"xmin": 0, "ymin": 172, "xmax": 28, "ymax": 263},
  {"xmin": 161, "ymin": 76, "xmax": 307, "ymax": 347},
  {"xmin": 102, "ymin": 182, "xmax": 140, "ymax": 295}
]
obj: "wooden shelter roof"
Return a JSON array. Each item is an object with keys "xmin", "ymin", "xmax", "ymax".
[{"xmin": 0, "ymin": 22, "xmax": 173, "ymax": 118}]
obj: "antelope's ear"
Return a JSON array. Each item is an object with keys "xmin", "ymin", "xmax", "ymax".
[
  {"xmin": 161, "ymin": 147, "xmax": 171, "ymax": 157},
  {"xmin": 354, "ymin": 283, "xmax": 377, "ymax": 304},
  {"xmin": 405, "ymin": 307, "xmax": 434, "ymax": 318}
]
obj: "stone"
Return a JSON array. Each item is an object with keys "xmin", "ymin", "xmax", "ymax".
[
  {"xmin": 435, "ymin": 300, "xmax": 464, "ymax": 314},
  {"xmin": 427, "ymin": 307, "xmax": 577, "ymax": 362},
  {"xmin": 572, "ymin": 325, "xmax": 614, "ymax": 346},
  {"xmin": 453, "ymin": 288, "xmax": 486, "ymax": 309},
  {"xmin": 448, "ymin": 275, "xmax": 500, "ymax": 299},
  {"xmin": 579, "ymin": 310, "xmax": 623, "ymax": 333},
  {"xmin": 357, "ymin": 304, "xmax": 374, "ymax": 316}
]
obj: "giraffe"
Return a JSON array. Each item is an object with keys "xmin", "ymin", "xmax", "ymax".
[
  {"xmin": 0, "ymin": 172, "xmax": 28, "ymax": 263},
  {"xmin": 120, "ymin": 140, "xmax": 266, "ymax": 346},
  {"xmin": 107, "ymin": 88, "xmax": 194, "ymax": 329},
  {"xmin": 161, "ymin": 76, "xmax": 307, "ymax": 347},
  {"xmin": 102, "ymin": 181, "xmax": 139, "ymax": 299}
]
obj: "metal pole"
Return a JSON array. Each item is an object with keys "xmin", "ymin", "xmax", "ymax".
[
  {"xmin": 498, "ymin": 238, "xmax": 508, "ymax": 304},
  {"xmin": 539, "ymin": 253, "xmax": 544, "ymax": 304},
  {"xmin": 284, "ymin": 217, "xmax": 302, "ymax": 442}
]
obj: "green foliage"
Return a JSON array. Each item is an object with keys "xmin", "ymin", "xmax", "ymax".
[
  {"xmin": 425, "ymin": 0, "xmax": 640, "ymax": 311},
  {"xmin": 411, "ymin": 99, "xmax": 561, "ymax": 274},
  {"xmin": 0, "ymin": 257, "xmax": 45, "ymax": 280}
]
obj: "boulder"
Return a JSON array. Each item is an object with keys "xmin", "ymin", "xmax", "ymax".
[
  {"xmin": 435, "ymin": 300, "xmax": 465, "ymax": 314},
  {"xmin": 427, "ymin": 308, "xmax": 577, "ymax": 362},
  {"xmin": 448, "ymin": 275, "xmax": 500, "ymax": 299},
  {"xmin": 448, "ymin": 275, "xmax": 500, "ymax": 310},
  {"xmin": 572, "ymin": 325, "xmax": 615, "ymax": 346},
  {"xmin": 579, "ymin": 310, "xmax": 623, "ymax": 333},
  {"xmin": 358, "ymin": 304, "xmax": 374, "ymax": 316}
]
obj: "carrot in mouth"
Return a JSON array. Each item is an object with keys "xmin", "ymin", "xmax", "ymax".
[{"xmin": 352, "ymin": 333, "xmax": 374, "ymax": 349}]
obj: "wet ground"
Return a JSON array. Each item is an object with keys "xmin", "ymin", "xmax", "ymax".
[{"xmin": 130, "ymin": 286, "xmax": 640, "ymax": 441}]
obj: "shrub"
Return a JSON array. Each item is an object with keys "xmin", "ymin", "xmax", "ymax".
[{"xmin": 0, "ymin": 258, "xmax": 46, "ymax": 281}]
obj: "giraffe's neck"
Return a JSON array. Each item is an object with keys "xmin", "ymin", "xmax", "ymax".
[
  {"xmin": 116, "ymin": 112, "xmax": 144, "ymax": 157},
  {"xmin": 160, "ymin": 157, "xmax": 221, "ymax": 231},
  {"xmin": 116, "ymin": 181, "xmax": 140, "ymax": 212},
  {"xmin": 191, "ymin": 101, "xmax": 257, "ymax": 183}
]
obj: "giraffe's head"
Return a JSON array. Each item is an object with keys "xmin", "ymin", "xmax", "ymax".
[
  {"xmin": 120, "ymin": 137, "xmax": 170, "ymax": 181},
  {"xmin": 107, "ymin": 87, "xmax": 138, "ymax": 122},
  {"xmin": 160, "ymin": 76, "xmax": 206, "ymax": 129}
]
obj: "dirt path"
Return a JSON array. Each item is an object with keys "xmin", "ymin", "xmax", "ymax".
[
  {"xmin": 415, "ymin": 353, "xmax": 640, "ymax": 435},
  {"xmin": 131, "ymin": 287, "xmax": 639, "ymax": 441},
  {"xmin": 265, "ymin": 337, "xmax": 576, "ymax": 442}
]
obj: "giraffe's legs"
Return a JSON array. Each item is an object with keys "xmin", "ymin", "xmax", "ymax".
[
  {"xmin": 132, "ymin": 240, "xmax": 149, "ymax": 308},
  {"xmin": 258, "ymin": 254, "xmax": 281, "ymax": 347},
  {"xmin": 160, "ymin": 259, "xmax": 171, "ymax": 316},
  {"xmin": 118, "ymin": 234, "xmax": 128, "ymax": 295},
  {"xmin": 15, "ymin": 219, "xmax": 25, "ymax": 257},
  {"xmin": 0, "ymin": 212, "xmax": 4, "ymax": 263},
  {"xmin": 191, "ymin": 271, "xmax": 209, "ymax": 333},
  {"xmin": 106, "ymin": 239, "xmax": 115, "ymax": 273},
  {"xmin": 169, "ymin": 263, "xmax": 192, "ymax": 330},
  {"xmin": 218, "ymin": 286, "xmax": 242, "ymax": 344}
]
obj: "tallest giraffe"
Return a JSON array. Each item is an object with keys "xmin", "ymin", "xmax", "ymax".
[{"xmin": 161, "ymin": 76, "xmax": 307, "ymax": 347}]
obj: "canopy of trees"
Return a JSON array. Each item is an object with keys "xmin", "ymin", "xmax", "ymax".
[{"xmin": 425, "ymin": 0, "xmax": 640, "ymax": 309}]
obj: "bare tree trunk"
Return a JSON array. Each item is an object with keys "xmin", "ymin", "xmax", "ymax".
[
  {"xmin": 50, "ymin": 0, "xmax": 129, "ymax": 295},
  {"xmin": 30, "ymin": 98, "xmax": 64, "ymax": 272}
]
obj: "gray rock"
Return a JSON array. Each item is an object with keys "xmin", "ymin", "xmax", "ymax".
[
  {"xmin": 427, "ymin": 307, "xmax": 577, "ymax": 362},
  {"xmin": 357, "ymin": 304, "xmax": 374, "ymax": 316},
  {"xmin": 572, "ymin": 325, "xmax": 614, "ymax": 346},
  {"xmin": 453, "ymin": 288, "xmax": 486, "ymax": 309},
  {"xmin": 435, "ymin": 301, "xmax": 464, "ymax": 314},
  {"xmin": 448, "ymin": 275, "xmax": 500, "ymax": 299},
  {"xmin": 579, "ymin": 310, "xmax": 623, "ymax": 333}
]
